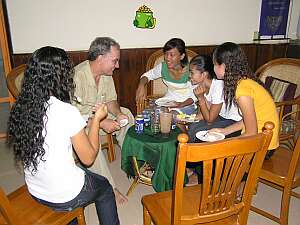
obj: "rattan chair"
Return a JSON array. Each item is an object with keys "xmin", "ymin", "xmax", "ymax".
[
  {"xmin": 142, "ymin": 122, "xmax": 274, "ymax": 225},
  {"xmin": 256, "ymin": 58, "xmax": 300, "ymax": 100},
  {"xmin": 276, "ymin": 96, "xmax": 300, "ymax": 150},
  {"xmin": 6, "ymin": 64, "xmax": 115, "ymax": 162},
  {"xmin": 0, "ymin": 185, "xmax": 86, "ymax": 225},
  {"xmin": 137, "ymin": 49, "xmax": 197, "ymax": 113}
]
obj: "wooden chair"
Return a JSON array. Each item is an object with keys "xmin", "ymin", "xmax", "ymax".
[
  {"xmin": 0, "ymin": 185, "xmax": 86, "ymax": 225},
  {"xmin": 256, "ymin": 58, "xmax": 300, "ymax": 101},
  {"xmin": 137, "ymin": 49, "xmax": 197, "ymax": 113},
  {"xmin": 249, "ymin": 97, "xmax": 300, "ymax": 225},
  {"xmin": 142, "ymin": 122, "xmax": 274, "ymax": 225},
  {"xmin": 6, "ymin": 64, "xmax": 115, "ymax": 162},
  {"xmin": 276, "ymin": 96, "xmax": 300, "ymax": 150}
]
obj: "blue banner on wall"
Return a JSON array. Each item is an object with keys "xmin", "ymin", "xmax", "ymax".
[{"xmin": 259, "ymin": 0, "xmax": 290, "ymax": 38}]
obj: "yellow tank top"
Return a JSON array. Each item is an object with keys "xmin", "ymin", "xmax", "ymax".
[{"xmin": 236, "ymin": 79, "xmax": 279, "ymax": 150}]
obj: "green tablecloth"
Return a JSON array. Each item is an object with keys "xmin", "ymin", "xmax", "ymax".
[{"xmin": 121, "ymin": 126, "xmax": 181, "ymax": 192}]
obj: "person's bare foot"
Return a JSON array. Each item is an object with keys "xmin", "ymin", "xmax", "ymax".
[
  {"xmin": 114, "ymin": 188, "xmax": 128, "ymax": 205},
  {"xmin": 186, "ymin": 172, "xmax": 198, "ymax": 186}
]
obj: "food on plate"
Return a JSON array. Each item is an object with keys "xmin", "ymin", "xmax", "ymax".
[
  {"xmin": 206, "ymin": 132, "xmax": 224, "ymax": 142},
  {"xmin": 176, "ymin": 113, "xmax": 197, "ymax": 121},
  {"xmin": 206, "ymin": 133, "xmax": 218, "ymax": 142}
]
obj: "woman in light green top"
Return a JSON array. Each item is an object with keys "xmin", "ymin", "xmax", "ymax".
[{"xmin": 136, "ymin": 38, "xmax": 197, "ymax": 115}]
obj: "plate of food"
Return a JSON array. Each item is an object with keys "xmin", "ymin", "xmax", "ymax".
[
  {"xmin": 196, "ymin": 131, "xmax": 225, "ymax": 142},
  {"xmin": 176, "ymin": 113, "xmax": 199, "ymax": 123},
  {"xmin": 155, "ymin": 97, "xmax": 177, "ymax": 107}
]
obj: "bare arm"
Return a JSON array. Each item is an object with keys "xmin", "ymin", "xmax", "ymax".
[
  {"xmin": 99, "ymin": 100, "xmax": 128, "ymax": 133},
  {"xmin": 136, "ymin": 76, "xmax": 149, "ymax": 103},
  {"xmin": 212, "ymin": 120, "xmax": 244, "ymax": 136},
  {"xmin": 194, "ymin": 84, "xmax": 222, "ymax": 123},
  {"xmin": 198, "ymin": 97, "xmax": 222, "ymax": 123},
  {"xmin": 71, "ymin": 104, "xmax": 107, "ymax": 166},
  {"xmin": 210, "ymin": 96, "xmax": 257, "ymax": 136},
  {"xmin": 106, "ymin": 100, "xmax": 122, "ymax": 117},
  {"xmin": 236, "ymin": 95, "xmax": 257, "ymax": 135}
]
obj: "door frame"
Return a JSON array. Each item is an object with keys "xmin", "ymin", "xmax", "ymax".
[{"xmin": 0, "ymin": 0, "xmax": 12, "ymax": 138}]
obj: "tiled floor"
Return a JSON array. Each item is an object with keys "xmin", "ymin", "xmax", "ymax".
[{"xmin": 1, "ymin": 139, "xmax": 300, "ymax": 225}]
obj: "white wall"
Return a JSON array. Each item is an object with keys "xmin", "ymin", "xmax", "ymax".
[{"xmin": 6, "ymin": 0, "xmax": 300, "ymax": 53}]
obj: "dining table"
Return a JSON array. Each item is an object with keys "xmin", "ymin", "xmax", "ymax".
[{"xmin": 121, "ymin": 125, "xmax": 184, "ymax": 192}]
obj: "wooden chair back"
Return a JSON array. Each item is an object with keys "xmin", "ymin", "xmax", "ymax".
[
  {"xmin": 276, "ymin": 96, "xmax": 300, "ymax": 150},
  {"xmin": 0, "ymin": 186, "xmax": 18, "ymax": 224},
  {"xmin": 0, "ymin": 185, "xmax": 86, "ymax": 225},
  {"xmin": 255, "ymin": 58, "xmax": 300, "ymax": 98},
  {"xmin": 171, "ymin": 122, "xmax": 274, "ymax": 224},
  {"xmin": 6, "ymin": 64, "xmax": 26, "ymax": 99}
]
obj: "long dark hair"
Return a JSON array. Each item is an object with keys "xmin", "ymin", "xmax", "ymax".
[
  {"xmin": 163, "ymin": 38, "xmax": 188, "ymax": 67},
  {"xmin": 212, "ymin": 42, "xmax": 263, "ymax": 108},
  {"xmin": 7, "ymin": 46, "xmax": 74, "ymax": 173},
  {"xmin": 189, "ymin": 54, "xmax": 216, "ymax": 80}
]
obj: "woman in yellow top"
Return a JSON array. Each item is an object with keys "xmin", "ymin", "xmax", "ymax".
[{"xmin": 211, "ymin": 42, "xmax": 279, "ymax": 158}]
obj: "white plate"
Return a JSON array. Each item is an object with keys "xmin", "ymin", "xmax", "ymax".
[
  {"xmin": 196, "ymin": 131, "xmax": 225, "ymax": 142},
  {"xmin": 176, "ymin": 117, "xmax": 200, "ymax": 123},
  {"xmin": 119, "ymin": 119, "xmax": 129, "ymax": 127},
  {"xmin": 155, "ymin": 97, "xmax": 176, "ymax": 107}
]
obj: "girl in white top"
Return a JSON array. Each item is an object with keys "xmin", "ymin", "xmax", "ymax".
[
  {"xmin": 188, "ymin": 55, "xmax": 242, "ymax": 142},
  {"xmin": 7, "ymin": 46, "xmax": 119, "ymax": 225},
  {"xmin": 136, "ymin": 38, "xmax": 197, "ymax": 115}
]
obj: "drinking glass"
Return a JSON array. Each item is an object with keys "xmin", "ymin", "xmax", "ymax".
[{"xmin": 159, "ymin": 112, "xmax": 172, "ymax": 137}]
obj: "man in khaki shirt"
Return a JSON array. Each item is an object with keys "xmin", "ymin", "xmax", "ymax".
[
  {"xmin": 72, "ymin": 37, "xmax": 134, "ymax": 205},
  {"xmin": 73, "ymin": 37, "xmax": 134, "ymax": 148}
]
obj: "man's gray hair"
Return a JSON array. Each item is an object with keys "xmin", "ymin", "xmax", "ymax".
[{"xmin": 88, "ymin": 37, "xmax": 120, "ymax": 61}]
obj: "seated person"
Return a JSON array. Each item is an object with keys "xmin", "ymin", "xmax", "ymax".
[
  {"xmin": 211, "ymin": 42, "xmax": 279, "ymax": 159},
  {"xmin": 72, "ymin": 37, "xmax": 133, "ymax": 204},
  {"xmin": 188, "ymin": 55, "xmax": 242, "ymax": 142},
  {"xmin": 136, "ymin": 38, "xmax": 197, "ymax": 115},
  {"xmin": 7, "ymin": 46, "xmax": 119, "ymax": 225}
]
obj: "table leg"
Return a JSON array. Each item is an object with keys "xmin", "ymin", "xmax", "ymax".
[{"xmin": 126, "ymin": 156, "xmax": 152, "ymax": 196}]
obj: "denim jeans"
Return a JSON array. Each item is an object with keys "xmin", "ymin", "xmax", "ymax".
[
  {"xmin": 188, "ymin": 116, "xmax": 240, "ymax": 142},
  {"xmin": 178, "ymin": 104, "xmax": 197, "ymax": 115},
  {"xmin": 31, "ymin": 169, "xmax": 120, "ymax": 225}
]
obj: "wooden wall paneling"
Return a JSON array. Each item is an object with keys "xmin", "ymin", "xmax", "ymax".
[
  {"xmin": 12, "ymin": 43, "xmax": 288, "ymax": 115},
  {"xmin": 240, "ymin": 44, "xmax": 258, "ymax": 72},
  {"xmin": 255, "ymin": 43, "xmax": 288, "ymax": 69},
  {"xmin": 0, "ymin": 0, "xmax": 12, "ymax": 137},
  {"xmin": 118, "ymin": 48, "xmax": 159, "ymax": 114},
  {"xmin": 189, "ymin": 45, "xmax": 216, "ymax": 57}
]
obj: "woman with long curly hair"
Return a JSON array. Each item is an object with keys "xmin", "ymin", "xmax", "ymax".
[
  {"xmin": 211, "ymin": 42, "xmax": 279, "ymax": 158},
  {"xmin": 7, "ymin": 46, "xmax": 119, "ymax": 225}
]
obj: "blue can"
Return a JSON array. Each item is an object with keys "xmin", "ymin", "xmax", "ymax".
[
  {"xmin": 142, "ymin": 109, "xmax": 151, "ymax": 127},
  {"xmin": 135, "ymin": 114, "xmax": 144, "ymax": 134}
]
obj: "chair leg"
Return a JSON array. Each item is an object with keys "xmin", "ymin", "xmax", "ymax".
[
  {"xmin": 77, "ymin": 208, "xmax": 86, "ymax": 225},
  {"xmin": 126, "ymin": 176, "xmax": 139, "ymax": 196},
  {"xmin": 106, "ymin": 133, "xmax": 115, "ymax": 162},
  {"xmin": 280, "ymin": 186, "xmax": 291, "ymax": 225},
  {"xmin": 143, "ymin": 205, "xmax": 151, "ymax": 225}
]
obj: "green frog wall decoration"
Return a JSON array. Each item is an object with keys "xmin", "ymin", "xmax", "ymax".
[{"xmin": 133, "ymin": 5, "xmax": 156, "ymax": 29}]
